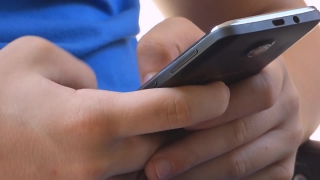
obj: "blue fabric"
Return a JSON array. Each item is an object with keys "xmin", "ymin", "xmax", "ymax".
[{"xmin": 0, "ymin": 0, "xmax": 141, "ymax": 92}]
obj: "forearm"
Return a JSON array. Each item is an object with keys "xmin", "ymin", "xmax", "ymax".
[
  {"xmin": 152, "ymin": 0, "xmax": 303, "ymax": 32},
  {"xmin": 153, "ymin": 0, "xmax": 320, "ymax": 142}
]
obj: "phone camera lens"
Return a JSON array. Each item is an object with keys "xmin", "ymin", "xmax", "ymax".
[{"xmin": 247, "ymin": 42, "xmax": 275, "ymax": 58}]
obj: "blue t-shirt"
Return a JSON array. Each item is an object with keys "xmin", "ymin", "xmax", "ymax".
[{"xmin": 0, "ymin": 0, "xmax": 141, "ymax": 92}]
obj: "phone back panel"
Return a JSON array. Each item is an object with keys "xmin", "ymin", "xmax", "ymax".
[{"xmin": 140, "ymin": 7, "xmax": 320, "ymax": 89}]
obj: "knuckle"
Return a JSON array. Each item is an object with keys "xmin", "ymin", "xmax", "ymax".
[
  {"xmin": 278, "ymin": 126, "xmax": 303, "ymax": 148},
  {"xmin": 291, "ymin": 117, "xmax": 304, "ymax": 144},
  {"xmin": 2, "ymin": 36, "xmax": 56, "ymax": 66},
  {"xmin": 228, "ymin": 152, "xmax": 252, "ymax": 178},
  {"xmin": 137, "ymin": 17, "xmax": 195, "ymax": 62},
  {"xmin": 282, "ymin": 88, "xmax": 300, "ymax": 114},
  {"xmin": 94, "ymin": 95, "xmax": 117, "ymax": 137},
  {"xmin": 137, "ymin": 37, "xmax": 178, "ymax": 63},
  {"xmin": 30, "ymin": 37, "xmax": 56, "ymax": 55},
  {"xmin": 89, "ymin": 96, "xmax": 119, "ymax": 139},
  {"xmin": 65, "ymin": 92, "xmax": 116, "ymax": 140},
  {"xmin": 231, "ymin": 119, "xmax": 252, "ymax": 146},
  {"xmin": 255, "ymin": 73, "xmax": 278, "ymax": 110},
  {"xmin": 289, "ymin": 94, "xmax": 300, "ymax": 112},
  {"xmin": 18, "ymin": 36, "xmax": 55, "ymax": 53},
  {"xmin": 277, "ymin": 88, "xmax": 303, "ymax": 146},
  {"xmin": 64, "ymin": 102, "xmax": 92, "ymax": 137},
  {"xmin": 164, "ymin": 94, "xmax": 193, "ymax": 127},
  {"xmin": 14, "ymin": 36, "xmax": 57, "ymax": 65},
  {"xmin": 137, "ymin": 37, "xmax": 153, "ymax": 54},
  {"xmin": 16, "ymin": 35, "xmax": 43, "ymax": 42},
  {"xmin": 269, "ymin": 163, "xmax": 294, "ymax": 180},
  {"xmin": 292, "ymin": 125, "xmax": 304, "ymax": 146}
]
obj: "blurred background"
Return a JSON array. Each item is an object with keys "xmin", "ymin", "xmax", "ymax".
[{"xmin": 138, "ymin": 0, "xmax": 320, "ymax": 142}]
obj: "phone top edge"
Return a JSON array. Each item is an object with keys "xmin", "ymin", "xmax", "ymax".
[
  {"xmin": 211, "ymin": 6, "xmax": 318, "ymax": 33},
  {"xmin": 139, "ymin": 6, "xmax": 320, "ymax": 90}
]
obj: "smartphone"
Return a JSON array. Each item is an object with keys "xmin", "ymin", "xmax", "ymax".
[
  {"xmin": 295, "ymin": 140, "xmax": 320, "ymax": 180},
  {"xmin": 139, "ymin": 6, "xmax": 320, "ymax": 90}
]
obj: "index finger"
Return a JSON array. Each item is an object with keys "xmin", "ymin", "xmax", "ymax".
[{"xmin": 79, "ymin": 82, "xmax": 229, "ymax": 138}]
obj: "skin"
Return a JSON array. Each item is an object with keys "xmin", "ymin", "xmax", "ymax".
[
  {"xmin": 152, "ymin": 0, "xmax": 320, "ymax": 142},
  {"xmin": 134, "ymin": 0, "xmax": 320, "ymax": 179},
  {"xmin": 0, "ymin": 36, "xmax": 231, "ymax": 179},
  {"xmin": 0, "ymin": 0, "xmax": 318, "ymax": 179},
  {"xmin": 137, "ymin": 17, "xmax": 303, "ymax": 180}
]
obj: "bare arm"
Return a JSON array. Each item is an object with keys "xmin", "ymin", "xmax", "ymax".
[
  {"xmin": 152, "ymin": 0, "xmax": 304, "ymax": 32},
  {"xmin": 153, "ymin": 0, "xmax": 320, "ymax": 142}
]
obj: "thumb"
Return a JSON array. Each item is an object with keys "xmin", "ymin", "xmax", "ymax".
[{"xmin": 137, "ymin": 17, "xmax": 205, "ymax": 84}]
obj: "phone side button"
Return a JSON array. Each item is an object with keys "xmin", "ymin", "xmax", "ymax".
[{"xmin": 170, "ymin": 49, "xmax": 198, "ymax": 73}]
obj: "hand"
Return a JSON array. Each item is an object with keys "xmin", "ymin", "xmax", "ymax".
[
  {"xmin": 138, "ymin": 18, "xmax": 303, "ymax": 180},
  {"xmin": 0, "ymin": 36, "xmax": 229, "ymax": 179}
]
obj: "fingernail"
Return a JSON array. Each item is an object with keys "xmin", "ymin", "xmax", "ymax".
[
  {"xmin": 143, "ymin": 73, "xmax": 157, "ymax": 84},
  {"xmin": 153, "ymin": 158, "xmax": 173, "ymax": 180}
]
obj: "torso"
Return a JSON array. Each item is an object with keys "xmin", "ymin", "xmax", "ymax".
[{"xmin": 0, "ymin": 0, "xmax": 141, "ymax": 91}]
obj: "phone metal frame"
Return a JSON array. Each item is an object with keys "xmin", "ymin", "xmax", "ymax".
[
  {"xmin": 139, "ymin": 6, "xmax": 320, "ymax": 90},
  {"xmin": 211, "ymin": 7, "xmax": 315, "ymax": 32}
]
